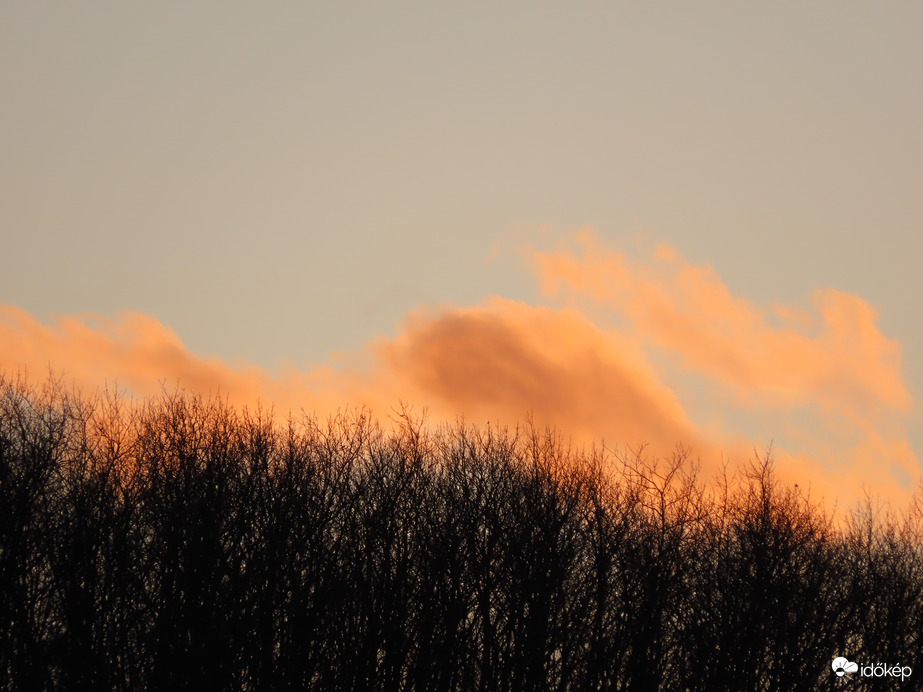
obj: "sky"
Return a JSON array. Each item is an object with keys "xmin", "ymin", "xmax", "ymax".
[{"xmin": 2, "ymin": 2, "xmax": 922, "ymax": 511}]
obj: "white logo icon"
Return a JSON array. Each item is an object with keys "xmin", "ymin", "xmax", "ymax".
[{"xmin": 832, "ymin": 657, "xmax": 859, "ymax": 677}]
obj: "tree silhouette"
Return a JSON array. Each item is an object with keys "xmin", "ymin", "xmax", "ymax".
[{"xmin": 0, "ymin": 373, "xmax": 920, "ymax": 690}]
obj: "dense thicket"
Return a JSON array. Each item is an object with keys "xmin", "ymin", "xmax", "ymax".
[{"xmin": 0, "ymin": 375, "xmax": 921, "ymax": 691}]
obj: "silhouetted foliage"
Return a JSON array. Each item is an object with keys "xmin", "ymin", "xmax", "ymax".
[{"xmin": 0, "ymin": 374, "xmax": 920, "ymax": 690}]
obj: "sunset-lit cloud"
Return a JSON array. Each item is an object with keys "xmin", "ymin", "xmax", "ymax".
[
  {"xmin": 529, "ymin": 229, "xmax": 918, "ymax": 507},
  {"xmin": 1, "ymin": 231, "xmax": 918, "ymax": 511},
  {"xmin": 0, "ymin": 305, "xmax": 396, "ymax": 418},
  {"xmin": 0, "ymin": 305, "xmax": 267, "ymax": 403},
  {"xmin": 531, "ymin": 230, "xmax": 911, "ymax": 418},
  {"xmin": 375, "ymin": 298, "xmax": 701, "ymax": 450},
  {"xmin": 0, "ymin": 300, "xmax": 700, "ymax": 453}
]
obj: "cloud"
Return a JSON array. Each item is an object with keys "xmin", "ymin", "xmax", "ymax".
[
  {"xmin": 529, "ymin": 229, "xmax": 918, "ymax": 506},
  {"xmin": 376, "ymin": 298, "xmax": 701, "ymax": 450},
  {"xmin": 531, "ymin": 230, "xmax": 911, "ymax": 418},
  {"xmin": 0, "ymin": 305, "xmax": 267, "ymax": 403},
  {"xmin": 1, "ymin": 229, "xmax": 918, "ymax": 511},
  {"xmin": 0, "ymin": 300, "xmax": 699, "ymax": 454}
]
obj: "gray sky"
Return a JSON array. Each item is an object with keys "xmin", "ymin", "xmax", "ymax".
[{"xmin": 2, "ymin": 2, "xmax": 922, "ymax": 498}]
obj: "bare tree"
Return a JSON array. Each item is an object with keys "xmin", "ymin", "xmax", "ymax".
[{"xmin": 1, "ymin": 374, "xmax": 921, "ymax": 691}]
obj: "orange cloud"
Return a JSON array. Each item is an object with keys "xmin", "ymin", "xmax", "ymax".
[
  {"xmin": 529, "ymin": 230, "xmax": 919, "ymax": 508},
  {"xmin": 0, "ymin": 305, "xmax": 267, "ymax": 404},
  {"xmin": 376, "ymin": 298, "xmax": 701, "ymax": 451},
  {"xmin": 1, "ymin": 230, "xmax": 918, "ymax": 512},
  {"xmin": 0, "ymin": 305, "xmax": 409, "ymax": 419},
  {"xmin": 532, "ymin": 231, "xmax": 911, "ymax": 418},
  {"xmin": 0, "ymin": 301, "xmax": 699, "ymax": 455}
]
